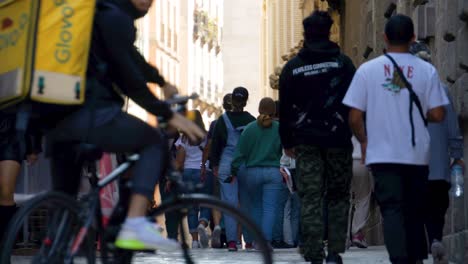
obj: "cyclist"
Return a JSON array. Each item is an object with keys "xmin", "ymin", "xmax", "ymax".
[{"xmin": 45, "ymin": 0, "xmax": 205, "ymax": 251}]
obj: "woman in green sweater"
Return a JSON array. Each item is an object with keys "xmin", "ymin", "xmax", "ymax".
[{"xmin": 231, "ymin": 97, "xmax": 283, "ymax": 247}]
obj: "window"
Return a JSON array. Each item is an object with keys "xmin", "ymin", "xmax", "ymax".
[{"xmin": 168, "ymin": 28, "xmax": 172, "ymax": 48}]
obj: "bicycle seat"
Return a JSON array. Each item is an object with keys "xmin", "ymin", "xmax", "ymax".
[{"xmin": 74, "ymin": 143, "xmax": 103, "ymax": 162}]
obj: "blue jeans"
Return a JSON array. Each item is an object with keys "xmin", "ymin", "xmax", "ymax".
[
  {"xmin": 284, "ymin": 192, "xmax": 301, "ymax": 245},
  {"xmin": 245, "ymin": 167, "xmax": 284, "ymax": 242},
  {"xmin": 183, "ymin": 168, "xmax": 213, "ymax": 232},
  {"xmin": 238, "ymin": 165, "xmax": 254, "ymax": 243},
  {"xmin": 218, "ymin": 174, "xmax": 239, "ymax": 242},
  {"xmin": 272, "ymin": 184, "xmax": 289, "ymax": 242}
]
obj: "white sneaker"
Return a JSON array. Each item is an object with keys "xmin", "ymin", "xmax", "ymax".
[
  {"xmin": 211, "ymin": 225, "xmax": 222, "ymax": 248},
  {"xmin": 431, "ymin": 240, "xmax": 449, "ymax": 264},
  {"xmin": 192, "ymin": 240, "xmax": 201, "ymax": 249},
  {"xmin": 197, "ymin": 224, "xmax": 209, "ymax": 248},
  {"xmin": 115, "ymin": 221, "xmax": 180, "ymax": 251}
]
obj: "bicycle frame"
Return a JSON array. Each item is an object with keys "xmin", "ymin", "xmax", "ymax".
[{"xmin": 68, "ymin": 154, "xmax": 140, "ymax": 259}]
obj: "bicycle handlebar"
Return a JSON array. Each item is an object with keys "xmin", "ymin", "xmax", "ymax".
[{"xmin": 165, "ymin": 93, "xmax": 198, "ymax": 106}]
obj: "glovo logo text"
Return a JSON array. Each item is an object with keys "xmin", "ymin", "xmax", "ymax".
[{"xmin": 54, "ymin": 0, "xmax": 75, "ymax": 64}]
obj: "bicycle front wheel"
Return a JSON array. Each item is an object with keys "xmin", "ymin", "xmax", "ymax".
[
  {"xmin": 148, "ymin": 194, "xmax": 273, "ymax": 264},
  {"xmin": 0, "ymin": 192, "xmax": 95, "ymax": 264}
]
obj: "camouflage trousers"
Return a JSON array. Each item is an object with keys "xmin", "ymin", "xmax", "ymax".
[{"xmin": 295, "ymin": 145, "xmax": 353, "ymax": 261}]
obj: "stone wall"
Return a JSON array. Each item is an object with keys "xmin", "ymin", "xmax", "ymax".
[{"xmin": 341, "ymin": 0, "xmax": 468, "ymax": 262}]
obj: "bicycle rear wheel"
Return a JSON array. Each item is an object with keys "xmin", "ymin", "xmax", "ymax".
[
  {"xmin": 148, "ymin": 194, "xmax": 273, "ymax": 264},
  {"xmin": 0, "ymin": 192, "xmax": 95, "ymax": 264}
]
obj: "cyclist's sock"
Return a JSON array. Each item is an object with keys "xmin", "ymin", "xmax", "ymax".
[{"xmin": 122, "ymin": 216, "xmax": 146, "ymax": 230}]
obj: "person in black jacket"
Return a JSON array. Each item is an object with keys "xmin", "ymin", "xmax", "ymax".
[
  {"xmin": 0, "ymin": 112, "xmax": 42, "ymax": 242},
  {"xmin": 47, "ymin": 0, "xmax": 204, "ymax": 251},
  {"xmin": 279, "ymin": 11, "xmax": 356, "ymax": 264}
]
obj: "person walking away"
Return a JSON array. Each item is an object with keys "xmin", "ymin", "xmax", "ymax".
[
  {"xmin": 272, "ymin": 100, "xmax": 296, "ymax": 249},
  {"xmin": 279, "ymin": 150, "xmax": 301, "ymax": 248},
  {"xmin": 174, "ymin": 110, "xmax": 212, "ymax": 249},
  {"xmin": 347, "ymin": 136, "xmax": 373, "ymax": 249},
  {"xmin": 279, "ymin": 11, "xmax": 356, "ymax": 264},
  {"xmin": 210, "ymin": 87, "xmax": 255, "ymax": 251},
  {"xmin": 343, "ymin": 15, "xmax": 449, "ymax": 264},
  {"xmin": 202, "ymin": 93, "xmax": 232, "ymax": 248},
  {"xmin": 231, "ymin": 97, "xmax": 283, "ymax": 249},
  {"xmin": 409, "ymin": 41, "xmax": 464, "ymax": 264}
]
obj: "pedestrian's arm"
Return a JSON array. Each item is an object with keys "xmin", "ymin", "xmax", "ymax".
[
  {"xmin": 209, "ymin": 120, "xmax": 227, "ymax": 168},
  {"xmin": 174, "ymin": 146, "xmax": 186, "ymax": 172},
  {"xmin": 202, "ymin": 139, "xmax": 212, "ymax": 168},
  {"xmin": 279, "ymin": 64, "xmax": 294, "ymax": 149},
  {"xmin": 427, "ymin": 106, "xmax": 446, "ymax": 123},
  {"xmin": 349, "ymin": 108, "xmax": 367, "ymax": 144}
]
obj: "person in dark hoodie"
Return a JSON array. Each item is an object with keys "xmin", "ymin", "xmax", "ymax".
[
  {"xmin": 279, "ymin": 11, "xmax": 356, "ymax": 264},
  {"xmin": 46, "ymin": 0, "xmax": 205, "ymax": 251}
]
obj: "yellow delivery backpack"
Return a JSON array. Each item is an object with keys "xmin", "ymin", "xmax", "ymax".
[{"xmin": 0, "ymin": 0, "xmax": 96, "ymax": 110}]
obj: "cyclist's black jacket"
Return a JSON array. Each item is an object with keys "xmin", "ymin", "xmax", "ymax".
[
  {"xmin": 279, "ymin": 39, "xmax": 356, "ymax": 149},
  {"xmin": 86, "ymin": 0, "xmax": 173, "ymax": 120}
]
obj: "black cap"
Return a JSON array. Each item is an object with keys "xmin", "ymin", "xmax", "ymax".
[{"xmin": 232, "ymin": 87, "xmax": 249, "ymax": 101}]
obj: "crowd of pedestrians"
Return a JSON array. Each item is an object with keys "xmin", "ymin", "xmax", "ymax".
[
  {"xmin": 0, "ymin": 5, "xmax": 464, "ymax": 264},
  {"xmin": 159, "ymin": 11, "xmax": 463, "ymax": 264}
]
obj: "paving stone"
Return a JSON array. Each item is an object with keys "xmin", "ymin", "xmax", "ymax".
[{"xmin": 9, "ymin": 246, "xmax": 443, "ymax": 264}]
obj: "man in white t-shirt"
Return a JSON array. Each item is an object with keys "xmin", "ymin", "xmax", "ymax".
[{"xmin": 343, "ymin": 15, "xmax": 448, "ymax": 264}]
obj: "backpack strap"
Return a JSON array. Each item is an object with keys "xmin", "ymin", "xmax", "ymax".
[
  {"xmin": 384, "ymin": 53, "xmax": 428, "ymax": 147},
  {"xmin": 221, "ymin": 113, "xmax": 234, "ymax": 131}
]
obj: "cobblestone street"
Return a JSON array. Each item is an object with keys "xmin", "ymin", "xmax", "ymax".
[{"xmin": 10, "ymin": 246, "xmax": 441, "ymax": 264}]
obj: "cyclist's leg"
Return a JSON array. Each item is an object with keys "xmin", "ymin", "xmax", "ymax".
[
  {"xmin": 0, "ymin": 118, "xmax": 23, "ymax": 241},
  {"xmin": 48, "ymin": 106, "xmax": 178, "ymax": 250}
]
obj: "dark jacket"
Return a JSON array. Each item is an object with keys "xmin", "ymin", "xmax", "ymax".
[
  {"xmin": 279, "ymin": 40, "xmax": 356, "ymax": 149},
  {"xmin": 86, "ymin": 0, "xmax": 172, "ymax": 120},
  {"xmin": 209, "ymin": 111, "xmax": 255, "ymax": 167}
]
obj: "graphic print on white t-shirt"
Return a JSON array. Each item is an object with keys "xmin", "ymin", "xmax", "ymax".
[
  {"xmin": 342, "ymin": 53, "xmax": 449, "ymax": 166},
  {"xmin": 381, "ymin": 63, "xmax": 415, "ymax": 94}
]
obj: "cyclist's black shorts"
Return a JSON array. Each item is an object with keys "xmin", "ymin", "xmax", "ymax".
[{"xmin": 0, "ymin": 114, "xmax": 22, "ymax": 163}]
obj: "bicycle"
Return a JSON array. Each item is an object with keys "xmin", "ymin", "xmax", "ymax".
[{"xmin": 0, "ymin": 95, "xmax": 273, "ymax": 264}]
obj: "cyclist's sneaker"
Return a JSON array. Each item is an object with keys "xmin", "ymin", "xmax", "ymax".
[
  {"xmin": 351, "ymin": 232, "xmax": 368, "ymax": 249},
  {"xmin": 326, "ymin": 253, "xmax": 343, "ymax": 264},
  {"xmin": 431, "ymin": 240, "xmax": 448, "ymax": 264},
  {"xmin": 115, "ymin": 219, "xmax": 179, "ymax": 251},
  {"xmin": 197, "ymin": 224, "xmax": 209, "ymax": 248},
  {"xmin": 227, "ymin": 241, "xmax": 238, "ymax": 252},
  {"xmin": 211, "ymin": 225, "xmax": 222, "ymax": 248},
  {"xmin": 192, "ymin": 240, "xmax": 201, "ymax": 249}
]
